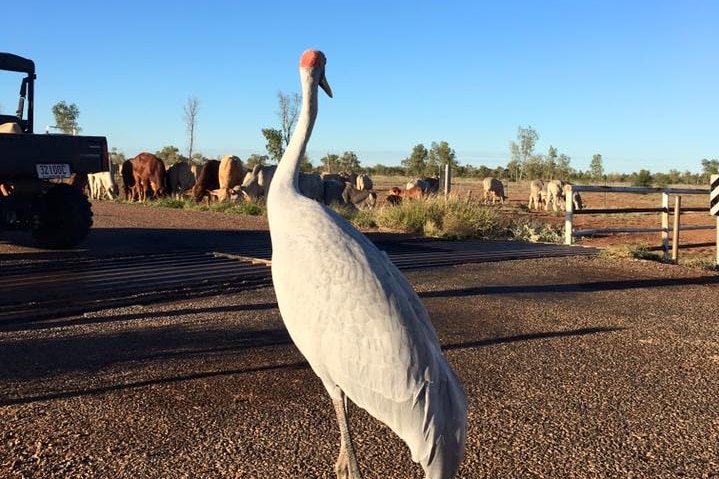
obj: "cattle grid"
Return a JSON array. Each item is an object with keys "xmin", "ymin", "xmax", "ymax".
[{"xmin": 0, "ymin": 238, "xmax": 598, "ymax": 323}]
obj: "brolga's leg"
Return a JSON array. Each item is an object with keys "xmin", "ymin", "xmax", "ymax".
[{"xmin": 332, "ymin": 391, "xmax": 363, "ymax": 479}]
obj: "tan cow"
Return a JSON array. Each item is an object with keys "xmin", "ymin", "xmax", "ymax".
[
  {"xmin": 0, "ymin": 122, "xmax": 22, "ymax": 134},
  {"xmin": 216, "ymin": 155, "xmax": 245, "ymax": 201}
]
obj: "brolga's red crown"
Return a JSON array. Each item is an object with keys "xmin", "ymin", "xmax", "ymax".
[{"xmin": 300, "ymin": 49, "xmax": 325, "ymax": 69}]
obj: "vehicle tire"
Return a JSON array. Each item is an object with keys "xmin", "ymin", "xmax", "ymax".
[{"xmin": 32, "ymin": 183, "xmax": 93, "ymax": 248}]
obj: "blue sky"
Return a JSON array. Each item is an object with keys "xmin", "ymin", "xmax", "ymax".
[{"xmin": 2, "ymin": 1, "xmax": 717, "ymax": 174}]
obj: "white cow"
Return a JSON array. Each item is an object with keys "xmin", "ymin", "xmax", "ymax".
[
  {"xmin": 528, "ymin": 179, "xmax": 545, "ymax": 210},
  {"xmin": 545, "ymin": 179, "xmax": 566, "ymax": 212},
  {"xmin": 88, "ymin": 171, "xmax": 119, "ymax": 200},
  {"xmin": 482, "ymin": 177, "xmax": 506, "ymax": 205},
  {"xmin": 241, "ymin": 164, "xmax": 277, "ymax": 200}
]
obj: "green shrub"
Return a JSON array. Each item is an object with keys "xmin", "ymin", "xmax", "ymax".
[{"xmin": 509, "ymin": 220, "xmax": 563, "ymax": 243}]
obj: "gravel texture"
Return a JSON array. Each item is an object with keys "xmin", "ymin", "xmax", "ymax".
[{"xmin": 1, "ymin": 201, "xmax": 719, "ymax": 478}]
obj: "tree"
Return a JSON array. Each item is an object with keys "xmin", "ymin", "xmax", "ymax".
[
  {"xmin": 262, "ymin": 128, "xmax": 284, "ymax": 162},
  {"xmin": 700, "ymin": 158, "xmax": 719, "ymax": 179},
  {"xmin": 184, "ymin": 97, "xmax": 200, "ymax": 161},
  {"xmin": 245, "ymin": 153, "xmax": 269, "ymax": 170},
  {"xmin": 633, "ymin": 169, "xmax": 653, "ymax": 187},
  {"xmin": 300, "ymin": 155, "xmax": 313, "ymax": 173},
  {"xmin": 277, "ymin": 91, "xmax": 300, "ymax": 148},
  {"xmin": 401, "ymin": 143, "xmax": 428, "ymax": 176},
  {"xmin": 556, "ymin": 153, "xmax": 573, "ymax": 179},
  {"xmin": 261, "ymin": 91, "xmax": 301, "ymax": 163},
  {"xmin": 109, "ymin": 147, "xmax": 126, "ymax": 165},
  {"xmin": 427, "ymin": 141, "xmax": 457, "ymax": 176},
  {"xmin": 508, "ymin": 126, "xmax": 539, "ymax": 182},
  {"xmin": 155, "ymin": 145, "xmax": 186, "ymax": 166},
  {"xmin": 51, "ymin": 101, "xmax": 81, "ymax": 134},
  {"xmin": 320, "ymin": 153, "xmax": 340, "ymax": 172},
  {"xmin": 523, "ymin": 153, "xmax": 545, "ymax": 180},
  {"xmin": 589, "ymin": 154, "xmax": 604, "ymax": 181},
  {"xmin": 338, "ymin": 151, "xmax": 360, "ymax": 172},
  {"xmin": 545, "ymin": 146, "xmax": 558, "ymax": 179}
]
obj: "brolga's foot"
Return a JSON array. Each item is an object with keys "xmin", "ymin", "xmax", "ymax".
[
  {"xmin": 334, "ymin": 438, "xmax": 363, "ymax": 479},
  {"xmin": 334, "ymin": 450, "xmax": 351, "ymax": 479}
]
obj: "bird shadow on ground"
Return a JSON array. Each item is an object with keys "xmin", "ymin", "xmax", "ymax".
[{"xmin": 419, "ymin": 275, "xmax": 719, "ymax": 299}]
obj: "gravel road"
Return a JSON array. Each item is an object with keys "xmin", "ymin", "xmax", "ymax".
[{"xmin": 1, "ymin": 202, "xmax": 718, "ymax": 478}]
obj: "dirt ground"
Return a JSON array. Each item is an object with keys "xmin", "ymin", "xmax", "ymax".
[{"xmin": 2, "ymin": 198, "xmax": 719, "ymax": 478}]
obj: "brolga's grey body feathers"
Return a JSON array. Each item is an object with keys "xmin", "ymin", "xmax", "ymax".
[{"xmin": 267, "ymin": 49, "xmax": 467, "ymax": 479}]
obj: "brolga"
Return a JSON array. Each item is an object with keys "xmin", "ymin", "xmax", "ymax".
[{"xmin": 267, "ymin": 49, "xmax": 467, "ymax": 479}]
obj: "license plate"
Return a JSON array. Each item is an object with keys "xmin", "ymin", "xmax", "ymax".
[{"xmin": 36, "ymin": 163, "xmax": 72, "ymax": 179}]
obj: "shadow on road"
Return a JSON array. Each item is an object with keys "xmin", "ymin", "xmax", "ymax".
[
  {"xmin": 1, "ymin": 324, "xmax": 618, "ymax": 407},
  {"xmin": 420, "ymin": 275, "xmax": 719, "ymax": 298},
  {"xmin": 0, "ymin": 302, "xmax": 280, "ymax": 334}
]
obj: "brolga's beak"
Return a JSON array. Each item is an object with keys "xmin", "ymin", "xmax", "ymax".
[{"xmin": 320, "ymin": 74, "xmax": 333, "ymax": 98}]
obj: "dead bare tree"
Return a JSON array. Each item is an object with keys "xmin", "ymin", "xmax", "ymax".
[
  {"xmin": 277, "ymin": 91, "xmax": 300, "ymax": 148},
  {"xmin": 184, "ymin": 96, "xmax": 200, "ymax": 160}
]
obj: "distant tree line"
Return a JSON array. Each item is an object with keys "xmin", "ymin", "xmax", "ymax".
[{"xmin": 60, "ymin": 92, "xmax": 713, "ymax": 187}]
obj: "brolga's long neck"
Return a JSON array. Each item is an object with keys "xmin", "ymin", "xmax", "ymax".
[{"xmin": 270, "ymin": 69, "xmax": 318, "ymax": 198}]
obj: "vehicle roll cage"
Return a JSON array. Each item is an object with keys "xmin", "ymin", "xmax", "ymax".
[{"xmin": 0, "ymin": 52, "xmax": 36, "ymax": 133}]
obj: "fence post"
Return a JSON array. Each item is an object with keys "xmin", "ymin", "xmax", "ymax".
[
  {"xmin": 661, "ymin": 192, "xmax": 670, "ymax": 260},
  {"xmin": 672, "ymin": 196, "xmax": 681, "ymax": 263},
  {"xmin": 564, "ymin": 184, "xmax": 574, "ymax": 245},
  {"xmin": 443, "ymin": 164, "xmax": 451, "ymax": 197},
  {"xmin": 711, "ymin": 174, "xmax": 719, "ymax": 267}
]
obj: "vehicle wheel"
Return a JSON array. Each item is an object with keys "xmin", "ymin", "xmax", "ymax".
[{"xmin": 32, "ymin": 183, "xmax": 93, "ymax": 248}]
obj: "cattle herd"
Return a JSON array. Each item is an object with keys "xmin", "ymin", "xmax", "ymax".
[
  {"xmin": 526, "ymin": 178, "xmax": 584, "ymax": 212},
  {"xmin": 86, "ymin": 152, "xmax": 375, "ymax": 209},
  {"xmin": 87, "ymin": 154, "xmax": 583, "ymax": 214}
]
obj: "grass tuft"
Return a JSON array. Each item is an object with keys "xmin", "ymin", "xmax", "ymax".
[{"xmin": 600, "ymin": 243, "xmax": 664, "ymax": 261}]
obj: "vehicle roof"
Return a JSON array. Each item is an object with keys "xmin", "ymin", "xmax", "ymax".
[{"xmin": 0, "ymin": 52, "xmax": 35, "ymax": 74}]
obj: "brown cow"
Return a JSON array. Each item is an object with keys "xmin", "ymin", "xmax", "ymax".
[
  {"xmin": 192, "ymin": 159, "xmax": 220, "ymax": 202},
  {"xmin": 389, "ymin": 185, "xmax": 424, "ymax": 200},
  {"xmin": 130, "ymin": 152, "xmax": 166, "ymax": 201}
]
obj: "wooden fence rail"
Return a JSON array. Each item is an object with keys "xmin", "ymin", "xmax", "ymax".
[{"xmin": 563, "ymin": 184, "xmax": 717, "ymax": 263}]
